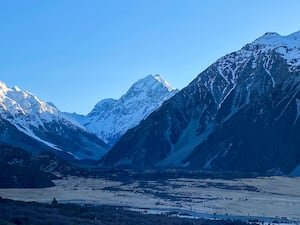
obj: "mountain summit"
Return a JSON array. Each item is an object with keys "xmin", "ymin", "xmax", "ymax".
[
  {"xmin": 100, "ymin": 31, "xmax": 300, "ymax": 175},
  {"xmin": 0, "ymin": 81, "xmax": 108, "ymax": 160},
  {"xmin": 71, "ymin": 75, "xmax": 178, "ymax": 145}
]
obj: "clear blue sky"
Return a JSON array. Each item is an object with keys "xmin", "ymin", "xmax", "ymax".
[{"xmin": 1, "ymin": 0, "xmax": 300, "ymax": 114}]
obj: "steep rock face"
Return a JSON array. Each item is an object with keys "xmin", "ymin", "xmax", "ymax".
[
  {"xmin": 100, "ymin": 31, "xmax": 300, "ymax": 174},
  {"xmin": 0, "ymin": 81, "xmax": 108, "ymax": 160},
  {"xmin": 186, "ymin": 76, "xmax": 300, "ymax": 174},
  {"xmin": 74, "ymin": 75, "xmax": 178, "ymax": 145}
]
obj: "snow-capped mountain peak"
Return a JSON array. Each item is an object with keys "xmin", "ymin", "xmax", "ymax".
[
  {"xmin": 0, "ymin": 81, "xmax": 59, "ymax": 120},
  {"xmin": 253, "ymin": 31, "xmax": 300, "ymax": 47},
  {"xmin": 11, "ymin": 86, "xmax": 21, "ymax": 92},
  {"xmin": 122, "ymin": 74, "xmax": 176, "ymax": 98},
  {"xmin": 0, "ymin": 80, "xmax": 108, "ymax": 160},
  {"xmin": 0, "ymin": 80, "xmax": 10, "ymax": 94},
  {"xmin": 153, "ymin": 74, "xmax": 176, "ymax": 91},
  {"xmin": 247, "ymin": 31, "xmax": 300, "ymax": 71},
  {"xmin": 197, "ymin": 31, "xmax": 300, "ymax": 109},
  {"xmin": 72, "ymin": 75, "xmax": 178, "ymax": 145},
  {"xmin": 254, "ymin": 32, "xmax": 281, "ymax": 43}
]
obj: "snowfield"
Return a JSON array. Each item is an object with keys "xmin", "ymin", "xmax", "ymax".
[{"xmin": 0, "ymin": 176, "xmax": 299, "ymax": 223}]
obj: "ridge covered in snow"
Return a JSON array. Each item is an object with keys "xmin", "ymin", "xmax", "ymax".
[
  {"xmin": 243, "ymin": 31, "xmax": 300, "ymax": 71},
  {"xmin": 0, "ymin": 80, "xmax": 108, "ymax": 160},
  {"xmin": 152, "ymin": 74, "xmax": 176, "ymax": 92},
  {"xmin": 0, "ymin": 80, "xmax": 81, "ymax": 129},
  {"xmin": 253, "ymin": 31, "xmax": 300, "ymax": 47},
  {"xmin": 251, "ymin": 31, "xmax": 300, "ymax": 70},
  {"xmin": 73, "ymin": 74, "xmax": 178, "ymax": 145}
]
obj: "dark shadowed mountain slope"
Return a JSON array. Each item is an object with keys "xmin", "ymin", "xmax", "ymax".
[
  {"xmin": 0, "ymin": 144, "xmax": 89, "ymax": 188},
  {"xmin": 186, "ymin": 76, "xmax": 300, "ymax": 175}
]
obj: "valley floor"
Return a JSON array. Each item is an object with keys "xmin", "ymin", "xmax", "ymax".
[{"xmin": 0, "ymin": 173, "xmax": 299, "ymax": 224}]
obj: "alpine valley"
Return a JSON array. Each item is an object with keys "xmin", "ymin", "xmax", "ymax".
[
  {"xmin": 100, "ymin": 31, "xmax": 300, "ymax": 176},
  {"xmin": 1, "ymin": 31, "xmax": 300, "ymax": 224}
]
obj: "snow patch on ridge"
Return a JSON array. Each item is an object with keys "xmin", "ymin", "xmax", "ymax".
[
  {"xmin": 153, "ymin": 74, "xmax": 176, "ymax": 92},
  {"xmin": 253, "ymin": 31, "xmax": 300, "ymax": 71}
]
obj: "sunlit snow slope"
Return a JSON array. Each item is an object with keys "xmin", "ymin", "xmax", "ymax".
[
  {"xmin": 0, "ymin": 81, "xmax": 108, "ymax": 160},
  {"xmin": 69, "ymin": 75, "xmax": 178, "ymax": 145}
]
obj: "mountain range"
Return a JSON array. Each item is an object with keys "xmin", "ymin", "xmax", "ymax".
[
  {"xmin": 1, "ymin": 31, "xmax": 300, "ymax": 176},
  {"xmin": 100, "ymin": 31, "xmax": 300, "ymax": 176},
  {"xmin": 0, "ymin": 74, "xmax": 177, "ymax": 162}
]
